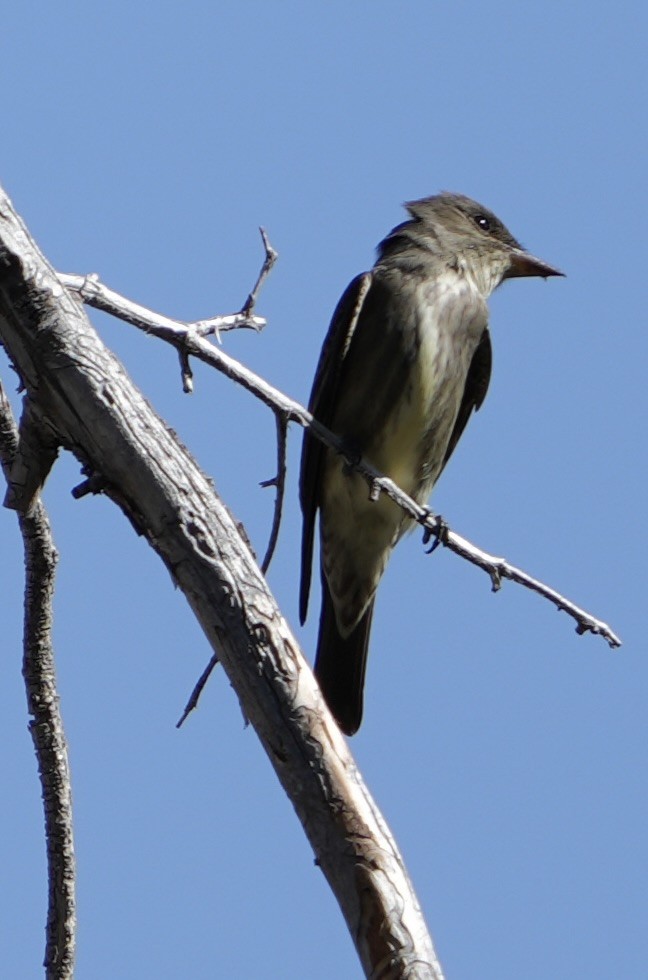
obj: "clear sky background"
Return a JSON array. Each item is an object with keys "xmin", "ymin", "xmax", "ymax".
[{"xmin": 0, "ymin": 4, "xmax": 644, "ymax": 978}]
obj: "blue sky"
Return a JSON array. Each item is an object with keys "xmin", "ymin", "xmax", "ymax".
[{"xmin": 0, "ymin": 3, "xmax": 645, "ymax": 978}]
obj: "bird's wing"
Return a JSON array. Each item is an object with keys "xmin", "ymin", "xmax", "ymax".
[
  {"xmin": 299, "ymin": 272, "xmax": 373, "ymax": 624},
  {"xmin": 440, "ymin": 327, "xmax": 492, "ymax": 472}
]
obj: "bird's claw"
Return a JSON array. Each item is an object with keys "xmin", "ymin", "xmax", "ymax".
[{"xmin": 423, "ymin": 513, "xmax": 449, "ymax": 554}]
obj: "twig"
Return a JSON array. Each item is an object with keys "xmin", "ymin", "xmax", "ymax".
[
  {"xmin": 260, "ymin": 411, "xmax": 288, "ymax": 574},
  {"xmin": 59, "ymin": 272, "xmax": 266, "ymax": 346},
  {"xmin": 0, "ymin": 382, "xmax": 76, "ymax": 979},
  {"xmin": 59, "ymin": 270, "xmax": 622, "ymax": 650},
  {"xmin": 176, "ymin": 653, "xmax": 220, "ymax": 728},
  {"xmin": 178, "ymin": 348, "xmax": 194, "ymax": 394},
  {"xmin": 241, "ymin": 227, "xmax": 278, "ymax": 317},
  {"xmin": 427, "ymin": 524, "xmax": 621, "ymax": 646},
  {"xmin": 60, "ymin": 231, "xmax": 273, "ymax": 393}
]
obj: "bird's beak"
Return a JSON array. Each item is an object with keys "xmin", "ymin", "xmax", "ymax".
[{"xmin": 507, "ymin": 249, "xmax": 565, "ymax": 279}]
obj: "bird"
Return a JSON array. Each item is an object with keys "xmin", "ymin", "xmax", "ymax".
[{"xmin": 299, "ymin": 192, "xmax": 563, "ymax": 735}]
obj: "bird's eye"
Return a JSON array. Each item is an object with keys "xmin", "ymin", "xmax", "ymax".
[{"xmin": 474, "ymin": 214, "xmax": 491, "ymax": 232}]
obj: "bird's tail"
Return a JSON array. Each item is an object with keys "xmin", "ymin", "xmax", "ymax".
[{"xmin": 314, "ymin": 579, "xmax": 374, "ymax": 736}]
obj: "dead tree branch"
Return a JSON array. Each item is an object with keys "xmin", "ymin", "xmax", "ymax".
[
  {"xmin": 0, "ymin": 184, "xmax": 444, "ymax": 979},
  {"xmin": 176, "ymin": 653, "xmax": 220, "ymax": 729},
  {"xmin": 57, "ymin": 275, "xmax": 621, "ymax": 649},
  {"xmin": 260, "ymin": 410, "xmax": 289, "ymax": 574},
  {"xmin": 0, "ymin": 383, "xmax": 75, "ymax": 980}
]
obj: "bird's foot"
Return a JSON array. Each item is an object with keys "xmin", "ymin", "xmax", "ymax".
[{"xmin": 422, "ymin": 512, "xmax": 449, "ymax": 554}]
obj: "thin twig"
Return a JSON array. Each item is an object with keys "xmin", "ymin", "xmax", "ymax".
[
  {"xmin": 178, "ymin": 349, "xmax": 194, "ymax": 393},
  {"xmin": 192, "ymin": 229, "xmax": 276, "ymax": 342},
  {"xmin": 60, "ymin": 272, "xmax": 266, "ymax": 344},
  {"xmin": 59, "ymin": 270, "xmax": 622, "ymax": 649},
  {"xmin": 428, "ymin": 525, "xmax": 621, "ymax": 645},
  {"xmin": 176, "ymin": 653, "xmax": 220, "ymax": 728},
  {"xmin": 241, "ymin": 227, "xmax": 278, "ymax": 317},
  {"xmin": 260, "ymin": 411, "xmax": 288, "ymax": 574},
  {"xmin": 0, "ymin": 382, "xmax": 76, "ymax": 979}
]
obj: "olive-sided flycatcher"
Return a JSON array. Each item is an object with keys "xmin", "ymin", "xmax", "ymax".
[{"xmin": 299, "ymin": 193, "xmax": 563, "ymax": 735}]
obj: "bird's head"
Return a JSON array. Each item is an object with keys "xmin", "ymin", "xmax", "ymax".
[{"xmin": 378, "ymin": 192, "xmax": 564, "ymax": 296}]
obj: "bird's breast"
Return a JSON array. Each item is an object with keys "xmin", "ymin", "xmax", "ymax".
[{"xmin": 367, "ymin": 274, "xmax": 486, "ymax": 498}]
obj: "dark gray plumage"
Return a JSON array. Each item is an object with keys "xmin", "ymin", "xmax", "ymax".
[{"xmin": 300, "ymin": 193, "xmax": 563, "ymax": 735}]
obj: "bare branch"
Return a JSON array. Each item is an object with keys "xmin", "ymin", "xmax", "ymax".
[
  {"xmin": 0, "ymin": 383, "xmax": 76, "ymax": 980},
  {"xmin": 58, "ymin": 272, "xmax": 621, "ymax": 650},
  {"xmin": 59, "ymin": 226, "xmax": 275, "ymax": 360},
  {"xmin": 179, "ymin": 408, "xmax": 287, "ymax": 722},
  {"xmin": 176, "ymin": 653, "xmax": 220, "ymax": 729},
  {"xmin": 3, "ymin": 394, "xmax": 59, "ymax": 514},
  {"xmin": 240, "ymin": 226, "xmax": 278, "ymax": 317},
  {"xmin": 1, "ymin": 183, "xmax": 444, "ymax": 980},
  {"xmin": 59, "ymin": 272, "xmax": 267, "ymax": 345},
  {"xmin": 179, "ymin": 406, "xmax": 286, "ymax": 724},
  {"xmin": 260, "ymin": 410, "xmax": 288, "ymax": 574},
  {"xmin": 426, "ymin": 522, "xmax": 621, "ymax": 647},
  {"xmin": 178, "ymin": 347, "xmax": 194, "ymax": 393}
]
